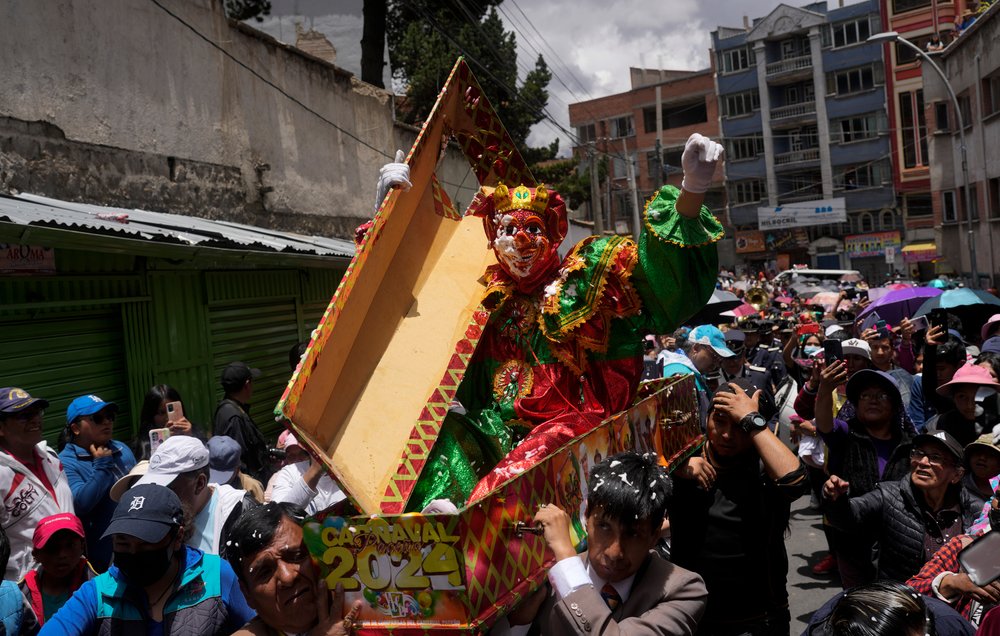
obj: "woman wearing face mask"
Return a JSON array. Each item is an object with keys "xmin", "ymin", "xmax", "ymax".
[
  {"xmin": 40, "ymin": 484, "xmax": 254, "ymax": 635},
  {"xmin": 929, "ymin": 363, "xmax": 1000, "ymax": 448},
  {"xmin": 783, "ymin": 329, "xmax": 824, "ymax": 386}
]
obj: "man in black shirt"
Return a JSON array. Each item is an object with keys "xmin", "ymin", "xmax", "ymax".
[{"xmin": 213, "ymin": 362, "xmax": 272, "ymax": 484}]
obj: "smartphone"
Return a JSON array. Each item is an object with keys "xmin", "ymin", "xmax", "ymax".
[
  {"xmin": 875, "ymin": 319, "xmax": 891, "ymax": 339},
  {"xmin": 149, "ymin": 427, "xmax": 171, "ymax": 454},
  {"xmin": 823, "ymin": 339, "xmax": 844, "ymax": 363},
  {"xmin": 166, "ymin": 401, "xmax": 183, "ymax": 423},
  {"xmin": 909, "ymin": 315, "xmax": 928, "ymax": 332},
  {"xmin": 858, "ymin": 289, "xmax": 869, "ymax": 301},
  {"xmin": 844, "ymin": 288, "xmax": 857, "ymax": 300},
  {"xmin": 930, "ymin": 308, "xmax": 948, "ymax": 331},
  {"xmin": 797, "ymin": 323, "xmax": 820, "ymax": 336},
  {"xmin": 959, "ymin": 530, "xmax": 1000, "ymax": 586}
]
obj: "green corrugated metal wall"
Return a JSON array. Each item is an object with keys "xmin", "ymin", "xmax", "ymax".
[{"xmin": 0, "ymin": 249, "xmax": 345, "ymax": 449}]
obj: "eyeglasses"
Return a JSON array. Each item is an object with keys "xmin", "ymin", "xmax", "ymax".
[
  {"xmin": 91, "ymin": 412, "xmax": 116, "ymax": 425},
  {"xmin": 858, "ymin": 391, "xmax": 891, "ymax": 403},
  {"xmin": 910, "ymin": 448, "xmax": 953, "ymax": 467}
]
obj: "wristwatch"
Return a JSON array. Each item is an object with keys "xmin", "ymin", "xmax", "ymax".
[{"xmin": 739, "ymin": 411, "xmax": 767, "ymax": 434}]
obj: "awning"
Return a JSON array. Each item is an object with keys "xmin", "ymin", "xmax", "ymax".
[{"xmin": 901, "ymin": 242, "xmax": 938, "ymax": 263}]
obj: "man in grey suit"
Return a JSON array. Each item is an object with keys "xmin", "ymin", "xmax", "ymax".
[{"xmin": 496, "ymin": 452, "xmax": 707, "ymax": 635}]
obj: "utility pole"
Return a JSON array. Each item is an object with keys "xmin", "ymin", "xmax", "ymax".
[
  {"xmin": 655, "ymin": 85, "xmax": 664, "ymax": 189},
  {"xmin": 588, "ymin": 142, "xmax": 604, "ymax": 235},
  {"xmin": 623, "ymin": 136, "xmax": 642, "ymax": 241}
]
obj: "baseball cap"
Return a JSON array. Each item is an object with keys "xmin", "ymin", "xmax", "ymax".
[
  {"xmin": 0, "ymin": 386, "xmax": 49, "ymax": 413},
  {"xmin": 723, "ymin": 329, "xmax": 746, "ymax": 355},
  {"xmin": 221, "ymin": 362, "xmax": 261, "ymax": 392},
  {"xmin": 0, "ymin": 387, "xmax": 49, "ymax": 414},
  {"xmin": 277, "ymin": 429, "xmax": 300, "ymax": 450},
  {"xmin": 33, "ymin": 513, "xmax": 85, "ymax": 550},
  {"xmin": 207, "ymin": 435, "xmax": 241, "ymax": 485},
  {"xmin": 66, "ymin": 394, "xmax": 118, "ymax": 424},
  {"xmin": 689, "ymin": 325, "xmax": 736, "ymax": 358},
  {"xmin": 825, "ymin": 324, "xmax": 846, "ymax": 338},
  {"xmin": 841, "ymin": 338, "xmax": 872, "ymax": 360},
  {"xmin": 982, "ymin": 336, "xmax": 1000, "ymax": 355},
  {"xmin": 111, "ymin": 461, "xmax": 149, "ymax": 502},
  {"xmin": 913, "ymin": 430, "xmax": 964, "ymax": 463},
  {"xmin": 135, "ymin": 436, "xmax": 209, "ymax": 488},
  {"xmin": 102, "ymin": 484, "xmax": 184, "ymax": 543}
]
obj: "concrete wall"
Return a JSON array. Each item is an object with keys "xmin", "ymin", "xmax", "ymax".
[
  {"xmin": 925, "ymin": 4, "xmax": 1000, "ymax": 286},
  {"xmin": 0, "ymin": 0, "xmax": 476, "ymax": 239}
]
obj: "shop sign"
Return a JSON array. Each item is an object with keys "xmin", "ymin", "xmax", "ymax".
[
  {"xmin": 734, "ymin": 229, "xmax": 809, "ymax": 254},
  {"xmin": 844, "ymin": 231, "xmax": 901, "ymax": 259},
  {"xmin": 757, "ymin": 198, "xmax": 847, "ymax": 230},
  {"xmin": 0, "ymin": 244, "xmax": 55, "ymax": 274}
]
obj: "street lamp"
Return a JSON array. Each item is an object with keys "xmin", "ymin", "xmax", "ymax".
[{"xmin": 868, "ymin": 31, "xmax": 977, "ymax": 288}]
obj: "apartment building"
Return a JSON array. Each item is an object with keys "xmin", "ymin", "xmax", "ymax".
[{"xmin": 713, "ymin": 0, "xmax": 898, "ymax": 279}]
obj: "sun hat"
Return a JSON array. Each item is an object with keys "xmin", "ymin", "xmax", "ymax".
[
  {"xmin": 981, "ymin": 314, "xmax": 1000, "ymax": 343},
  {"xmin": 110, "ymin": 461, "xmax": 149, "ymax": 502},
  {"xmin": 936, "ymin": 363, "xmax": 1000, "ymax": 397}
]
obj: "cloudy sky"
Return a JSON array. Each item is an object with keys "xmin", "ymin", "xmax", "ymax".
[{"xmin": 257, "ymin": 0, "xmax": 866, "ymax": 154}]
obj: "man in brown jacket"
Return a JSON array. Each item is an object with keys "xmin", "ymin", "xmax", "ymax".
[{"xmin": 497, "ymin": 452, "xmax": 708, "ymax": 635}]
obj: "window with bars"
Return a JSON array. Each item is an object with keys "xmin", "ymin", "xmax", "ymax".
[
  {"xmin": 729, "ymin": 135, "xmax": 765, "ymax": 161},
  {"xmin": 832, "ymin": 17, "xmax": 871, "ymax": 48}
]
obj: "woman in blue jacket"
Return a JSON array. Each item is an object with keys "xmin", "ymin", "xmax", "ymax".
[{"xmin": 58, "ymin": 394, "xmax": 136, "ymax": 572}]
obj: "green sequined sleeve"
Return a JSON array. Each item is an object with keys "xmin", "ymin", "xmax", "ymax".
[{"xmin": 632, "ymin": 185, "xmax": 723, "ymax": 334}]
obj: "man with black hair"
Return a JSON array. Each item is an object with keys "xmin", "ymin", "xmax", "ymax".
[
  {"xmin": 213, "ymin": 361, "xmax": 272, "ymax": 483},
  {"xmin": 498, "ymin": 452, "xmax": 707, "ymax": 635},
  {"xmin": 671, "ymin": 378, "xmax": 807, "ymax": 635},
  {"xmin": 224, "ymin": 502, "xmax": 362, "ymax": 636},
  {"xmin": 42, "ymin": 484, "xmax": 254, "ymax": 635}
]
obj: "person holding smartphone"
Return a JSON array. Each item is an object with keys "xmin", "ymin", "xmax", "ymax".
[
  {"xmin": 815, "ymin": 364, "xmax": 917, "ymax": 589},
  {"xmin": 134, "ymin": 385, "xmax": 196, "ymax": 461},
  {"xmin": 58, "ymin": 394, "xmax": 137, "ymax": 572}
]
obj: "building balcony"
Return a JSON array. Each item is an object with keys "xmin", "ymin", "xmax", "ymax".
[
  {"xmin": 765, "ymin": 55, "xmax": 813, "ymax": 83},
  {"xmin": 774, "ymin": 148, "xmax": 820, "ymax": 168},
  {"xmin": 770, "ymin": 101, "xmax": 816, "ymax": 123},
  {"xmin": 777, "ymin": 187, "xmax": 823, "ymax": 204}
]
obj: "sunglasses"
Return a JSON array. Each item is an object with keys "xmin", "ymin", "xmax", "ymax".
[{"xmin": 89, "ymin": 412, "xmax": 116, "ymax": 425}]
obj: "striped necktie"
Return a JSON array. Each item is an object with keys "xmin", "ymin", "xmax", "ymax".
[{"xmin": 600, "ymin": 582, "xmax": 622, "ymax": 611}]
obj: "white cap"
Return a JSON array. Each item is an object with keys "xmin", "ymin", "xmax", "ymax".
[
  {"xmin": 135, "ymin": 436, "xmax": 209, "ymax": 488},
  {"xmin": 841, "ymin": 338, "xmax": 872, "ymax": 360},
  {"xmin": 825, "ymin": 324, "xmax": 845, "ymax": 338}
]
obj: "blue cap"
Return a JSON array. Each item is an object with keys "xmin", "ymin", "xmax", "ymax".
[
  {"xmin": 0, "ymin": 387, "xmax": 49, "ymax": 415},
  {"xmin": 983, "ymin": 336, "xmax": 1000, "ymax": 355},
  {"xmin": 66, "ymin": 394, "xmax": 118, "ymax": 424},
  {"xmin": 102, "ymin": 484, "xmax": 183, "ymax": 543},
  {"xmin": 689, "ymin": 325, "xmax": 736, "ymax": 358},
  {"xmin": 207, "ymin": 435, "xmax": 242, "ymax": 485}
]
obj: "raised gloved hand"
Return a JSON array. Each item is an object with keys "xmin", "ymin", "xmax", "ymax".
[
  {"xmin": 374, "ymin": 149, "xmax": 412, "ymax": 211},
  {"xmin": 680, "ymin": 133, "xmax": 724, "ymax": 194}
]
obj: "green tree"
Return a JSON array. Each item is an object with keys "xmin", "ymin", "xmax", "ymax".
[
  {"xmin": 224, "ymin": 0, "xmax": 271, "ymax": 22},
  {"xmin": 388, "ymin": 1, "xmax": 556, "ymax": 165}
]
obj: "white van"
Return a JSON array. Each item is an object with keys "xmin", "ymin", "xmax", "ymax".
[{"xmin": 772, "ymin": 268, "xmax": 862, "ymax": 284}]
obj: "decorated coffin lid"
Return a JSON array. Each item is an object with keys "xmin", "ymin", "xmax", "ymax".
[{"xmin": 276, "ymin": 58, "xmax": 535, "ymax": 515}]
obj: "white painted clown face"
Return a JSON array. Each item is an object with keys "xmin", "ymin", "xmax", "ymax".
[{"xmin": 493, "ymin": 209, "xmax": 551, "ymax": 279}]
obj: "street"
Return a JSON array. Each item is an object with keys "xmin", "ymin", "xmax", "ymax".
[{"xmin": 787, "ymin": 494, "xmax": 843, "ymax": 634}]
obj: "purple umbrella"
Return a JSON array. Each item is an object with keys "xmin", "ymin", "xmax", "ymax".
[{"xmin": 856, "ymin": 287, "xmax": 943, "ymax": 326}]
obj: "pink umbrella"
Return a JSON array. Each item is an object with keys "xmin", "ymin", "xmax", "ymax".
[
  {"xmin": 723, "ymin": 303, "xmax": 759, "ymax": 318},
  {"xmin": 808, "ymin": 292, "xmax": 843, "ymax": 311}
]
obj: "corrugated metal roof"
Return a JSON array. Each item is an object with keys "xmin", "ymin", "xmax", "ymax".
[{"xmin": 0, "ymin": 192, "xmax": 355, "ymax": 258}]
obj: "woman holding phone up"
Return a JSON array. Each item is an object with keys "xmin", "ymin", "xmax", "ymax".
[{"xmin": 133, "ymin": 384, "xmax": 196, "ymax": 461}]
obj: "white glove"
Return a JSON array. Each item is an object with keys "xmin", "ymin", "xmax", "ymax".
[
  {"xmin": 374, "ymin": 149, "xmax": 412, "ymax": 211},
  {"xmin": 992, "ymin": 421, "xmax": 1000, "ymax": 445},
  {"xmin": 680, "ymin": 133, "xmax": 723, "ymax": 194}
]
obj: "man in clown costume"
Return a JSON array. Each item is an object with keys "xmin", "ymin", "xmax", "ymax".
[{"xmin": 404, "ymin": 133, "xmax": 724, "ymax": 511}]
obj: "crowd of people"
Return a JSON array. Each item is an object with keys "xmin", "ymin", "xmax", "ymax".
[{"xmin": 3, "ymin": 144, "xmax": 1000, "ymax": 635}]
